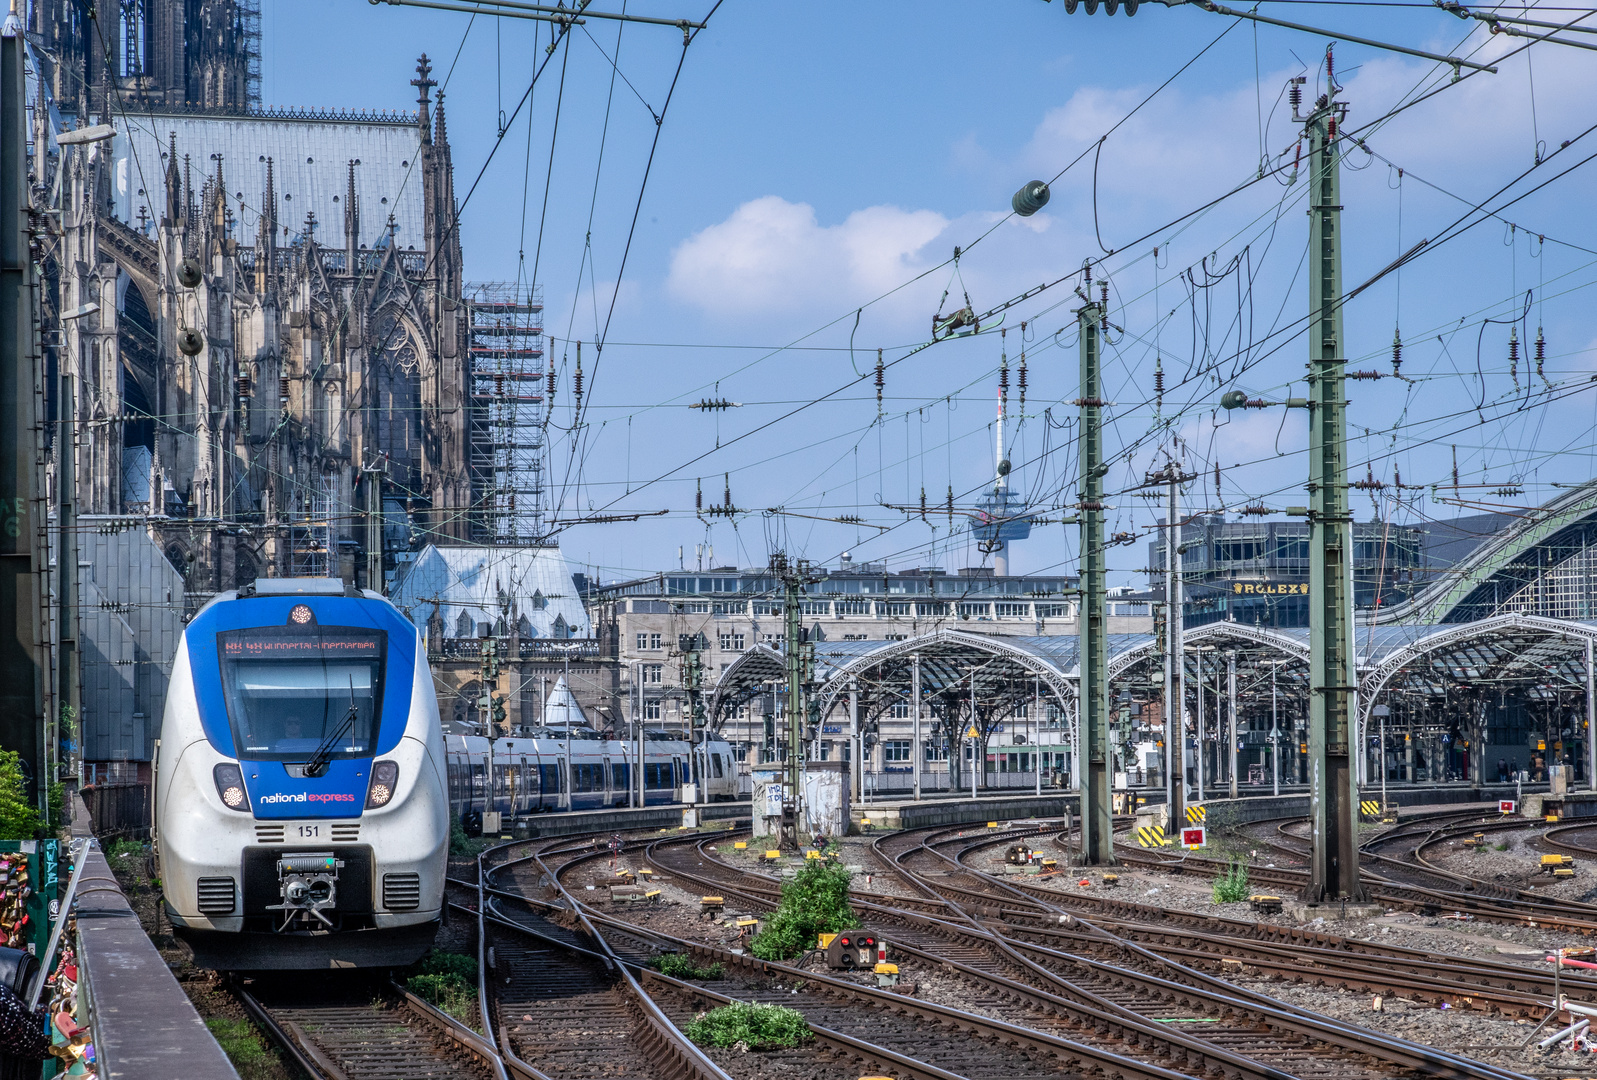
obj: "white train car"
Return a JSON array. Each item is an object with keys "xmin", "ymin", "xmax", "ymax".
[
  {"xmin": 446, "ymin": 729, "xmax": 738, "ymax": 831},
  {"xmin": 154, "ymin": 578, "xmax": 448, "ymax": 969}
]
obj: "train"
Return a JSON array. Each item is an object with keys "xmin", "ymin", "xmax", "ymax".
[
  {"xmin": 445, "ymin": 729, "xmax": 740, "ymax": 831},
  {"xmin": 154, "ymin": 579, "xmax": 449, "ymax": 970}
]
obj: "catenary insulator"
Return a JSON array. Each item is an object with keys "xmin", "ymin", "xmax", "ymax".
[
  {"xmin": 1011, "ymin": 180, "xmax": 1050, "ymax": 217},
  {"xmin": 176, "ymin": 327, "xmax": 204, "ymax": 355},
  {"xmin": 1290, "ymin": 80, "xmax": 1302, "ymax": 115},
  {"xmin": 1508, "ymin": 325, "xmax": 1520, "ymax": 387},
  {"xmin": 279, "ymin": 375, "xmax": 290, "ymax": 402},
  {"xmin": 1391, "ymin": 327, "xmax": 1402, "ymax": 377},
  {"xmin": 1536, "ymin": 326, "xmax": 1547, "ymax": 383},
  {"xmin": 875, "ymin": 348, "xmax": 884, "ymax": 407}
]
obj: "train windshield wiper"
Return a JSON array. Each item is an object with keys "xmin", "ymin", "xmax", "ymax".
[{"xmin": 304, "ymin": 676, "xmax": 358, "ymax": 778}]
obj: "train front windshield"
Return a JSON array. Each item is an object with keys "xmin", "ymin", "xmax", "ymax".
[{"xmin": 218, "ymin": 626, "xmax": 387, "ymax": 761}]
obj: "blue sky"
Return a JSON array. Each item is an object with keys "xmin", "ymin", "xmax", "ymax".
[{"xmin": 265, "ymin": 1, "xmax": 1597, "ymax": 587}]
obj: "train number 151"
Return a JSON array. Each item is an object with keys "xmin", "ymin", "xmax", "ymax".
[{"xmin": 297, "ymin": 825, "xmax": 320, "ymax": 838}]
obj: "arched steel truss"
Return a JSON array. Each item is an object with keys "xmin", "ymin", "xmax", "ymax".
[
  {"xmin": 1357, "ymin": 613, "xmax": 1597, "ymax": 730},
  {"xmin": 703, "ymin": 617, "xmax": 1597, "ymax": 782}
]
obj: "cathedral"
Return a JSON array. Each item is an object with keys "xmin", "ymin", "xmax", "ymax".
[{"xmin": 46, "ymin": 52, "xmax": 474, "ymax": 596}]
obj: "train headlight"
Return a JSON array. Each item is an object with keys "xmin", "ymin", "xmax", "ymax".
[
  {"xmin": 213, "ymin": 763, "xmax": 249, "ymax": 812},
  {"xmin": 366, "ymin": 760, "xmax": 399, "ymax": 809}
]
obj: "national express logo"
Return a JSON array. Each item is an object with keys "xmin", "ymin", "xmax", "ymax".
[{"xmin": 258, "ymin": 792, "xmax": 357, "ymax": 804}]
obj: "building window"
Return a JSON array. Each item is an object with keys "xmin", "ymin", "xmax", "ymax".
[
  {"xmin": 842, "ymin": 633, "xmax": 869, "ymax": 641},
  {"xmin": 802, "ymin": 601, "xmax": 831, "ymax": 616},
  {"xmin": 996, "ymin": 602, "xmax": 1030, "ymax": 618},
  {"xmin": 959, "ymin": 602, "xmax": 991, "ymax": 619},
  {"xmin": 883, "ymin": 740, "xmax": 912, "ymax": 762},
  {"xmin": 762, "ymin": 633, "xmax": 784, "ymax": 648},
  {"xmin": 884, "ymin": 634, "xmax": 908, "ymax": 641},
  {"xmin": 1035, "ymin": 603, "xmax": 1071, "ymax": 618},
  {"xmin": 637, "ymin": 632, "xmax": 662, "ymax": 651},
  {"xmin": 879, "ymin": 602, "xmax": 910, "ymax": 617},
  {"xmin": 924, "ymin": 740, "xmax": 947, "ymax": 761},
  {"xmin": 889, "ymin": 700, "xmax": 910, "ymax": 719},
  {"xmin": 644, "ymin": 699, "xmax": 661, "ymax": 720},
  {"xmin": 836, "ymin": 600, "xmax": 871, "ymax": 616},
  {"xmin": 719, "ymin": 632, "xmax": 745, "ymax": 651},
  {"xmin": 643, "ymin": 664, "xmax": 663, "ymax": 684}
]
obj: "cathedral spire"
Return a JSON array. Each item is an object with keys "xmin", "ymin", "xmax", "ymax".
[
  {"xmin": 434, "ymin": 89, "xmax": 449, "ymax": 150},
  {"xmin": 256, "ymin": 157, "xmax": 277, "ymax": 295},
  {"xmin": 411, "ymin": 54, "xmax": 436, "ymax": 147},
  {"xmin": 344, "ymin": 159, "xmax": 360, "ymax": 261},
  {"xmin": 164, "ymin": 132, "xmax": 180, "ymax": 226}
]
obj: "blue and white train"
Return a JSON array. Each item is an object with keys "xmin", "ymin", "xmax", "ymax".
[
  {"xmin": 154, "ymin": 579, "xmax": 449, "ymax": 970},
  {"xmin": 445, "ymin": 730, "xmax": 739, "ymax": 832}
]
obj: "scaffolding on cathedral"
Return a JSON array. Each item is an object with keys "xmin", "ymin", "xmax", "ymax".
[{"xmin": 467, "ymin": 283, "xmax": 547, "ymax": 545}]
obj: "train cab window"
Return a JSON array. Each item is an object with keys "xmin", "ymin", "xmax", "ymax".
[
  {"xmin": 217, "ymin": 625, "xmax": 386, "ymax": 761},
  {"xmin": 471, "ymin": 762, "xmax": 485, "ymax": 798},
  {"xmin": 710, "ymin": 753, "xmax": 724, "ymax": 779},
  {"xmin": 611, "ymin": 763, "xmax": 628, "ymax": 789}
]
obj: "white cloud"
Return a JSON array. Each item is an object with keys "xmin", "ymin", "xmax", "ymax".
[{"xmin": 666, "ymin": 196, "xmax": 949, "ymax": 318}]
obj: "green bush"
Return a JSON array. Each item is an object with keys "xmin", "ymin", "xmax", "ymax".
[
  {"xmin": 414, "ymin": 948, "xmax": 478, "ymax": 982},
  {"xmin": 1212, "ymin": 862, "xmax": 1249, "ymax": 904},
  {"xmin": 405, "ymin": 950, "xmax": 480, "ymax": 1027},
  {"xmin": 685, "ymin": 1002, "xmax": 811, "ymax": 1050},
  {"xmin": 0, "ymin": 752, "xmax": 39, "ymax": 841},
  {"xmin": 649, "ymin": 953, "xmax": 725, "ymax": 980},
  {"xmin": 749, "ymin": 860, "xmax": 859, "ymax": 961}
]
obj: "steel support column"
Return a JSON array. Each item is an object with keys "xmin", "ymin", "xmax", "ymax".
[
  {"xmin": 1227, "ymin": 651, "xmax": 1238, "ymax": 800},
  {"xmin": 1078, "ymin": 292, "xmax": 1113, "ymax": 864},
  {"xmin": 1303, "ymin": 73, "xmax": 1365, "ymax": 902},
  {"xmin": 1586, "ymin": 638, "xmax": 1595, "ymax": 791},
  {"xmin": 911, "ymin": 653, "xmax": 922, "ymax": 801},
  {"xmin": 0, "ymin": 12, "xmax": 43, "ymax": 805}
]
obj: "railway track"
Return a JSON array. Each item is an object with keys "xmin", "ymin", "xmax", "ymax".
[
  {"xmin": 1116, "ymin": 810, "xmax": 1597, "ymax": 933},
  {"xmin": 505, "ymin": 833, "xmax": 1276, "ymax": 1080},
  {"xmin": 233, "ymin": 973, "xmax": 505, "ymax": 1080},
  {"xmin": 470, "ymin": 835, "xmax": 740, "ymax": 1080},
  {"xmin": 537, "ymin": 825, "xmax": 1536, "ymax": 1080},
  {"xmin": 628, "ymin": 822, "xmax": 1597, "ymax": 1016},
  {"xmin": 1542, "ymin": 822, "xmax": 1597, "ymax": 858}
]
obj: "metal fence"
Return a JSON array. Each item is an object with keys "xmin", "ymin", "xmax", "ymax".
[{"xmin": 80, "ymin": 783, "xmax": 151, "ymax": 839}]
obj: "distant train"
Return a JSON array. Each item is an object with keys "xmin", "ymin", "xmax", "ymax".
[
  {"xmin": 154, "ymin": 579, "xmax": 448, "ymax": 970},
  {"xmin": 445, "ymin": 730, "xmax": 739, "ymax": 832}
]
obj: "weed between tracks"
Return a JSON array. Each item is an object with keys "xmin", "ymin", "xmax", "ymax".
[
  {"xmin": 1212, "ymin": 862, "xmax": 1250, "ymax": 903},
  {"xmin": 649, "ymin": 953, "xmax": 726, "ymax": 980},
  {"xmin": 204, "ymin": 1017, "xmax": 279, "ymax": 1078},
  {"xmin": 749, "ymin": 860, "xmax": 859, "ymax": 961},
  {"xmin": 685, "ymin": 1002, "xmax": 812, "ymax": 1050},
  {"xmin": 404, "ymin": 949, "xmax": 481, "ymax": 1030}
]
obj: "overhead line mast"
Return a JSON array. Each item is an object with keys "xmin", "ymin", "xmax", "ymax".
[
  {"xmin": 1302, "ymin": 56, "xmax": 1366, "ymax": 904},
  {"xmin": 1077, "ymin": 281, "xmax": 1114, "ymax": 866}
]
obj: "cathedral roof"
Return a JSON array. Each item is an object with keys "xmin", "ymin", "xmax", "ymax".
[
  {"xmin": 110, "ymin": 112, "xmax": 427, "ymax": 250},
  {"xmin": 390, "ymin": 544, "xmax": 593, "ymax": 640}
]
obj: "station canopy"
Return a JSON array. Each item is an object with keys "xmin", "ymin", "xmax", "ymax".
[{"xmin": 704, "ymin": 614, "xmax": 1597, "ymax": 740}]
